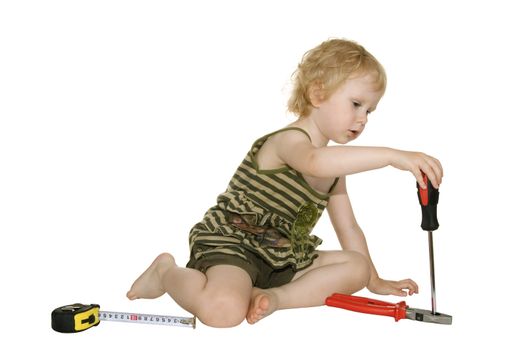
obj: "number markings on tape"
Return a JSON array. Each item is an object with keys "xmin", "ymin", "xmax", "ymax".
[{"xmin": 99, "ymin": 310, "xmax": 196, "ymax": 328}]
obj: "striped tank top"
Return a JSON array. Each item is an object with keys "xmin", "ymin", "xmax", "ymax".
[{"xmin": 187, "ymin": 127, "xmax": 339, "ymax": 271}]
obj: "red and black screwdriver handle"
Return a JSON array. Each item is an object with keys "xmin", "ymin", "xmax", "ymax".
[{"xmin": 417, "ymin": 174, "xmax": 439, "ymax": 231}]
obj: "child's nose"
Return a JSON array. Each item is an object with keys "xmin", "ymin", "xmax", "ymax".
[{"xmin": 358, "ymin": 113, "xmax": 368, "ymax": 125}]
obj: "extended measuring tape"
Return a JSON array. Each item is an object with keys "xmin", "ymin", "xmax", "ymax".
[{"xmin": 51, "ymin": 303, "xmax": 196, "ymax": 333}]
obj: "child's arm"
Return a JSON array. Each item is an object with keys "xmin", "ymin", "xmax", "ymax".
[
  {"xmin": 275, "ymin": 130, "xmax": 443, "ymax": 189},
  {"xmin": 327, "ymin": 176, "xmax": 418, "ymax": 297}
]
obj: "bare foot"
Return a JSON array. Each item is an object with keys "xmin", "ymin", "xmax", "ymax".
[
  {"xmin": 246, "ymin": 288, "xmax": 279, "ymax": 324},
  {"xmin": 126, "ymin": 253, "xmax": 175, "ymax": 300}
]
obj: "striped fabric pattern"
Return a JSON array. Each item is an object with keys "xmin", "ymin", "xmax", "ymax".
[{"xmin": 188, "ymin": 128, "xmax": 338, "ymax": 271}]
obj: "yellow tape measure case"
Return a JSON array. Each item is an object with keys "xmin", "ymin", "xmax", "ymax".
[{"xmin": 51, "ymin": 303, "xmax": 100, "ymax": 333}]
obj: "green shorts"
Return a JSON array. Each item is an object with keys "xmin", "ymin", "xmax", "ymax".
[{"xmin": 186, "ymin": 248, "xmax": 297, "ymax": 289}]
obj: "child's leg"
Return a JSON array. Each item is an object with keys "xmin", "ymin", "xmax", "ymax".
[
  {"xmin": 127, "ymin": 253, "xmax": 253, "ymax": 328},
  {"xmin": 246, "ymin": 250, "xmax": 370, "ymax": 324}
]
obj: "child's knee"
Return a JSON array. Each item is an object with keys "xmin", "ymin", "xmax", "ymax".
[
  {"xmin": 196, "ymin": 293, "xmax": 248, "ymax": 328},
  {"xmin": 346, "ymin": 251, "xmax": 371, "ymax": 288},
  {"xmin": 357, "ymin": 254, "xmax": 371, "ymax": 286}
]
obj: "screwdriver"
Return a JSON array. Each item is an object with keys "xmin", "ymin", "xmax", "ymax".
[{"xmin": 417, "ymin": 174, "xmax": 440, "ymax": 315}]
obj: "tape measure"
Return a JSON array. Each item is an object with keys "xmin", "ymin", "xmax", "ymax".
[{"xmin": 51, "ymin": 303, "xmax": 196, "ymax": 333}]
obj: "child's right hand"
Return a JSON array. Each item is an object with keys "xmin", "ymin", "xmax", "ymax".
[
  {"xmin": 367, "ymin": 276, "xmax": 419, "ymax": 297},
  {"xmin": 389, "ymin": 149, "xmax": 443, "ymax": 189}
]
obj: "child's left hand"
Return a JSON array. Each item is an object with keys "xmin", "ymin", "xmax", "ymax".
[{"xmin": 367, "ymin": 276, "xmax": 418, "ymax": 297}]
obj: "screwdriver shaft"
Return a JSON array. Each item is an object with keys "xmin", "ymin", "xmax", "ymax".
[{"xmin": 428, "ymin": 230, "xmax": 437, "ymax": 314}]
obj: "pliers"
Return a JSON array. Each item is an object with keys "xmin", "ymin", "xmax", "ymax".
[{"xmin": 325, "ymin": 293, "xmax": 452, "ymax": 325}]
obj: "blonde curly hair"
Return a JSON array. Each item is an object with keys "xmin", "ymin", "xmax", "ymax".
[{"xmin": 288, "ymin": 39, "xmax": 386, "ymax": 117}]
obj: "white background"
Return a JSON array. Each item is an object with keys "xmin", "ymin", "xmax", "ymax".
[{"xmin": 1, "ymin": 0, "xmax": 526, "ymax": 348}]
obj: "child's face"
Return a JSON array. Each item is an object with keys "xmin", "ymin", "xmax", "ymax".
[{"xmin": 313, "ymin": 73, "xmax": 384, "ymax": 144}]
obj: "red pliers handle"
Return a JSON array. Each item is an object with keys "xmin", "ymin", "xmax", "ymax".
[{"xmin": 325, "ymin": 293, "xmax": 408, "ymax": 322}]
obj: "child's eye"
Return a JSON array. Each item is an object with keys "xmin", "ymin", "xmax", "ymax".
[{"xmin": 352, "ymin": 101, "xmax": 361, "ymax": 108}]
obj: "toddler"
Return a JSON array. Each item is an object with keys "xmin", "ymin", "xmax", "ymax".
[{"xmin": 127, "ymin": 38, "xmax": 443, "ymax": 327}]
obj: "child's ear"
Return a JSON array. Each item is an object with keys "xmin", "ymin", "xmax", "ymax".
[{"xmin": 308, "ymin": 81, "xmax": 325, "ymax": 107}]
